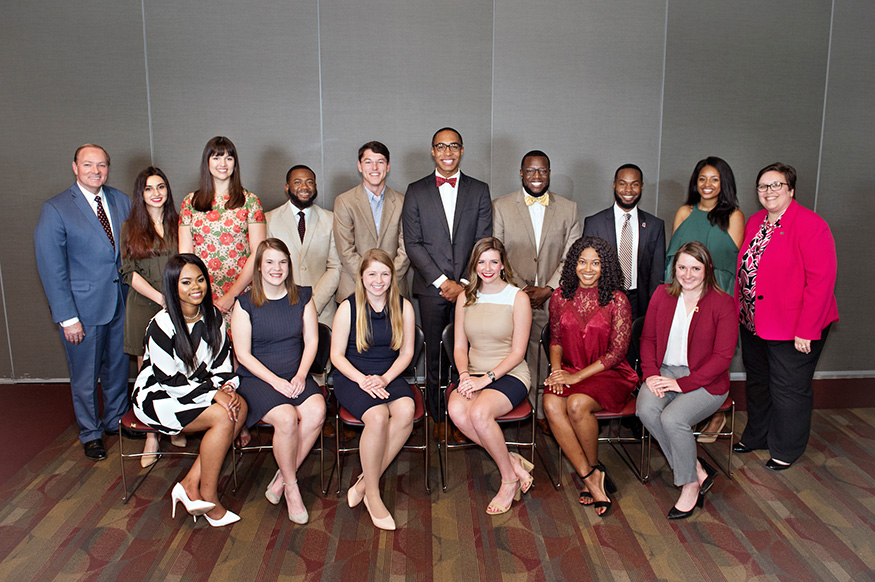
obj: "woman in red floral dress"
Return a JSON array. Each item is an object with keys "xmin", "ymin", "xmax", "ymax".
[{"xmin": 179, "ymin": 136, "xmax": 266, "ymax": 322}]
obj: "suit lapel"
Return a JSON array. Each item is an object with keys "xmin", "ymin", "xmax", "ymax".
[
  {"xmin": 636, "ymin": 212, "xmax": 648, "ymax": 261},
  {"xmin": 450, "ymin": 174, "xmax": 469, "ymax": 241},
  {"xmin": 378, "ymin": 192, "xmax": 396, "ymax": 244},
  {"xmin": 71, "ymin": 185, "xmax": 114, "ymax": 253},
  {"xmin": 514, "ymin": 192, "xmax": 537, "ymax": 249},
  {"xmin": 427, "ymin": 178, "xmax": 452, "ymax": 241},
  {"xmin": 538, "ymin": 192, "xmax": 557, "ymax": 250},
  {"xmin": 355, "ymin": 186, "xmax": 379, "ymax": 242},
  {"xmin": 302, "ymin": 206, "xmax": 319, "ymax": 253},
  {"xmin": 280, "ymin": 203, "xmax": 303, "ymax": 255}
]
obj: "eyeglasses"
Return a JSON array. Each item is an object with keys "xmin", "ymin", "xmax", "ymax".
[
  {"xmin": 432, "ymin": 142, "xmax": 462, "ymax": 153},
  {"xmin": 523, "ymin": 168, "xmax": 550, "ymax": 177},
  {"xmin": 757, "ymin": 182, "xmax": 788, "ymax": 192}
]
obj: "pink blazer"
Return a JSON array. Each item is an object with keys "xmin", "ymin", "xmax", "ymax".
[
  {"xmin": 641, "ymin": 286, "xmax": 737, "ymax": 395},
  {"xmin": 735, "ymin": 200, "xmax": 838, "ymax": 341}
]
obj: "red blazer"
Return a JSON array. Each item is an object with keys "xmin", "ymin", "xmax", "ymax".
[
  {"xmin": 734, "ymin": 200, "xmax": 838, "ymax": 341},
  {"xmin": 641, "ymin": 286, "xmax": 738, "ymax": 395}
]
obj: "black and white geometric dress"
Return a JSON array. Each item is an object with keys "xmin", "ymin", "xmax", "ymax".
[{"xmin": 132, "ymin": 308, "xmax": 238, "ymax": 434}]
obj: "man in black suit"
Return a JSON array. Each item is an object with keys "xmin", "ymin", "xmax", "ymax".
[
  {"xmin": 402, "ymin": 127, "xmax": 492, "ymax": 442},
  {"xmin": 583, "ymin": 163, "xmax": 665, "ymax": 320}
]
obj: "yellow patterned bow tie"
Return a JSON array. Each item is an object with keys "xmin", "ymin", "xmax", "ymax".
[{"xmin": 524, "ymin": 194, "xmax": 549, "ymax": 207}]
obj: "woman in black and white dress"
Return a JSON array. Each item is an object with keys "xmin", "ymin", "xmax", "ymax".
[{"xmin": 132, "ymin": 254, "xmax": 247, "ymax": 527}]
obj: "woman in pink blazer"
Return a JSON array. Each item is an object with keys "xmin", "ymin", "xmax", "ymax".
[{"xmin": 734, "ymin": 162, "xmax": 838, "ymax": 470}]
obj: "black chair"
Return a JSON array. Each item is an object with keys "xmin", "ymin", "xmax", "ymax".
[
  {"xmin": 334, "ymin": 325, "xmax": 429, "ymax": 494},
  {"xmin": 235, "ymin": 322, "xmax": 334, "ymax": 495},
  {"xmin": 118, "ymin": 411, "xmax": 238, "ymax": 502},
  {"xmin": 438, "ymin": 323, "xmax": 536, "ymax": 492},
  {"xmin": 538, "ymin": 317, "xmax": 650, "ymax": 489}
]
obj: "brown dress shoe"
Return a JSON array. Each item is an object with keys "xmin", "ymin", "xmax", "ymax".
[
  {"xmin": 451, "ymin": 426, "xmax": 469, "ymax": 444},
  {"xmin": 433, "ymin": 421, "xmax": 447, "ymax": 442},
  {"xmin": 537, "ymin": 418, "xmax": 552, "ymax": 436}
]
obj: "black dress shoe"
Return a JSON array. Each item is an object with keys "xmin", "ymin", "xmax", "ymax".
[
  {"xmin": 733, "ymin": 442, "xmax": 755, "ymax": 454},
  {"xmin": 105, "ymin": 426, "xmax": 147, "ymax": 440},
  {"xmin": 667, "ymin": 493, "xmax": 704, "ymax": 520},
  {"xmin": 697, "ymin": 457, "xmax": 718, "ymax": 494},
  {"xmin": 765, "ymin": 458, "xmax": 792, "ymax": 471},
  {"xmin": 83, "ymin": 439, "xmax": 107, "ymax": 461}
]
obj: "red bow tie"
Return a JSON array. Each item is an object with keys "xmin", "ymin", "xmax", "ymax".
[{"xmin": 436, "ymin": 175, "xmax": 457, "ymax": 188}]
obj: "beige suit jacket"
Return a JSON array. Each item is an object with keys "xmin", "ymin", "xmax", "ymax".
[
  {"xmin": 333, "ymin": 184, "xmax": 409, "ymax": 300},
  {"xmin": 266, "ymin": 201, "xmax": 341, "ymax": 325},
  {"xmin": 493, "ymin": 189, "xmax": 582, "ymax": 290}
]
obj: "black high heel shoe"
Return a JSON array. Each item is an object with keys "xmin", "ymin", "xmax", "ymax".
[
  {"xmin": 697, "ymin": 457, "xmax": 718, "ymax": 495},
  {"xmin": 667, "ymin": 492, "xmax": 704, "ymax": 520},
  {"xmin": 581, "ymin": 463, "xmax": 616, "ymax": 517}
]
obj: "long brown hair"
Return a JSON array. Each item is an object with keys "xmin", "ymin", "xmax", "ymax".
[
  {"xmin": 463, "ymin": 237, "xmax": 516, "ymax": 306},
  {"xmin": 192, "ymin": 136, "xmax": 245, "ymax": 211},
  {"xmin": 249, "ymin": 238, "xmax": 299, "ymax": 307},
  {"xmin": 122, "ymin": 166, "xmax": 178, "ymax": 260},
  {"xmin": 354, "ymin": 249, "xmax": 403, "ymax": 353},
  {"xmin": 666, "ymin": 241, "xmax": 723, "ymax": 297}
]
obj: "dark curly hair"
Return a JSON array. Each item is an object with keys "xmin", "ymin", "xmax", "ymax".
[
  {"xmin": 558, "ymin": 236, "xmax": 624, "ymax": 307},
  {"xmin": 684, "ymin": 156, "xmax": 739, "ymax": 231}
]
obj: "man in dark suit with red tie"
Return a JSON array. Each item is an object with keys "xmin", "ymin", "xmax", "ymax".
[
  {"xmin": 583, "ymin": 163, "xmax": 665, "ymax": 320},
  {"xmin": 402, "ymin": 128, "xmax": 492, "ymax": 442}
]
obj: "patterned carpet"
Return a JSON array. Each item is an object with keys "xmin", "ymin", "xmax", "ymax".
[{"xmin": 1, "ymin": 408, "xmax": 875, "ymax": 581}]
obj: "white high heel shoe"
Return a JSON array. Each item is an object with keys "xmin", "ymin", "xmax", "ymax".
[
  {"xmin": 284, "ymin": 480, "xmax": 309, "ymax": 525},
  {"xmin": 265, "ymin": 470, "xmax": 282, "ymax": 505},
  {"xmin": 204, "ymin": 509, "xmax": 241, "ymax": 527},
  {"xmin": 170, "ymin": 483, "xmax": 215, "ymax": 521}
]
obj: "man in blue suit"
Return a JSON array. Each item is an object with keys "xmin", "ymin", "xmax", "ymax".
[{"xmin": 35, "ymin": 144, "xmax": 133, "ymax": 461}]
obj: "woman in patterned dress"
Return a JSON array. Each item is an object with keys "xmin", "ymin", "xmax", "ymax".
[
  {"xmin": 449, "ymin": 237, "xmax": 533, "ymax": 516},
  {"xmin": 179, "ymin": 136, "xmax": 266, "ymax": 319},
  {"xmin": 543, "ymin": 236, "xmax": 638, "ymax": 516},
  {"xmin": 132, "ymin": 254, "xmax": 247, "ymax": 527}
]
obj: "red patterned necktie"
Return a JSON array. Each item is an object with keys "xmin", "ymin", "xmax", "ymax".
[
  {"xmin": 94, "ymin": 195, "xmax": 115, "ymax": 249},
  {"xmin": 436, "ymin": 175, "xmax": 457, "ymax": 188},
  {"xmin": 298, "ymin": 211, "xmax": 306, "ymax": 242}
]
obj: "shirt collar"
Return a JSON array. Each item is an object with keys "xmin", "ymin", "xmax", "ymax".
[{"xmin": 613, "ymin": 203, "xmax": 638, "ymax": 222}]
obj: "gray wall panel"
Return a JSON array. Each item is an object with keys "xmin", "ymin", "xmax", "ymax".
[
  {"xmin": 144, "ymin": 1, "xmax": 322, "ymax": 213},
  {"xmin": 812, "ymin": 0, "xmax": 875, "ymax": 372},
  {"xmin": 1, "ymin": 2, "xmax": 150, "ymax": 379},
  {"xmin": 319, "ymin": 0, "xmax": 494, "ymax": 205},
  {"xmin": 493, "ymin": 1, "xmax": 666, "ymax": 217},
  {"xmin": 659, "ymin": 0, "xmax": 831, "ymax": 222}
]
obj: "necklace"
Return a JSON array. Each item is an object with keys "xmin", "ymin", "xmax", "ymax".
[{"xmin": 184, "ymin": 306, "xmax": 202, "ymax": 321}]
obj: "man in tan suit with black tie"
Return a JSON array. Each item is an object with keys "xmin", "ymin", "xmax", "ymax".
[
  {"xmin": 492, "ymin": 150, "xmax": 582, "ymax": 435},
  {"xmin": 333, "ymin": 141, "xmax": 409, "ymax": 301},
  {"xmin": 265, "ymin": 164, "xmax": 341, "ymax": 326}
]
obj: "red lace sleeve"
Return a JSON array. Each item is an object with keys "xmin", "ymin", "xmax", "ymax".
[
  {"xmin": 548, "ymin": 288, "xmax": 564, "ymax": 347},
  {"xmin": 600, "ymin": 291, "xmax": 632, "ymax": 370}
]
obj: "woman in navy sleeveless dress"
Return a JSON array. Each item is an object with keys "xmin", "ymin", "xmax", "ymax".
[
  {"xmin": 231, "ymin": 239, "xmax": 326, "ymax": 524},
  {"xmin": 331, "ymin": 249, "xmax": 415, "ymax": 531}
]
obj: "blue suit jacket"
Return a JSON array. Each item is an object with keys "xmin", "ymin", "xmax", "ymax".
[
  {"xmin": 35, "ymin": 183, "xmax": 131, "ymax": 326},
  {"xmin": 402, "ymin": 172, "xmax": 492, "ymax": 297},
  {"xmin": 583, "ymin": 206, "xmax": 666, "ymax": 313}
]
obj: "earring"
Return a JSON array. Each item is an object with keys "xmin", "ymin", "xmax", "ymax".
[{"xmin": 500, "ymin": 268, "xmax": 506, "ymax": 280}]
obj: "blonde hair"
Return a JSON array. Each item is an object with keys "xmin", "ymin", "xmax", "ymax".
[
  {"xmin": 354, "ymin": 249, "xmax": 403, "ymax": 353},
  {"xmin": 250, "ymin": 238, "xmax": 299, "ymax": 307},
  {"xmin": 463, "ymin": 237, "xmax": 516, "ymax": 306}
]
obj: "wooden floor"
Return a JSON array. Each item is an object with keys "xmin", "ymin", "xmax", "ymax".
[{"xmin": 1, "ymin": 384, "xmax": 874, "ymax": 581}]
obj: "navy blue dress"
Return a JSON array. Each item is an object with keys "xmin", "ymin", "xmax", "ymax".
[
  {"xmin": 333, "ymin": 297, "xmax": 412, "ymax": 419},
  {"xmin": 236, "ymin": 286, "xmax": 322, "ymax": 427}
]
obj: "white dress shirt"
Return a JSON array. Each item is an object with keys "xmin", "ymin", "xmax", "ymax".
[{"xmin": 612, "ymin": 204, "xmax": 639, "ymax": 290}]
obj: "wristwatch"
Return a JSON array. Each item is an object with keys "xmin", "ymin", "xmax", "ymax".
[{"xmin": 486, "ymin": 371, "xmax": 496, "ymax": 383}]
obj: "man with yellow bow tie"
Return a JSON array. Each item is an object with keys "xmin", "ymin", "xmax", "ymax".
[{"xmin": 492, "ymin": 150, "xmax": 582, "ymax": 435}]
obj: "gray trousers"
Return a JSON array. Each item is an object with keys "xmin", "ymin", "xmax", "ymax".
[{"xmin": 636, "ymin": 365, "xmax": 727, "ymax": 486}]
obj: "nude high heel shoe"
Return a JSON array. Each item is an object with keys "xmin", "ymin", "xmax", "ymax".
[{"xmin": 363, "ymin": 494, "xmax": 395, "ymax": 531}]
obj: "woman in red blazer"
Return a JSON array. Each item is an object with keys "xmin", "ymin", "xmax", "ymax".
[
  {"xmin": 734, "ymin": 163, "xmax": 838, "ymax": 470},
  {"xmin": 637, "ymin": 241, "xmax": 737, "ymax": 519}
]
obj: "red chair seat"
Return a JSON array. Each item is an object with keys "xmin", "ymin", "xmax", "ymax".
[
  {"xmin": 338, "ymin": 383, "xmax": 425, "ymax": 426},
  {"xmin": 121, "ymin": 409, "xmax": 159, "ymax": 433},
  {"xmin": 716, "ymin": 395, "xmax": 733, "ymax": 413},
  {"xmin": 594, "ymin": 398, "xmax": 638, "ymax": 420},
  {"xmin": 497, "ymin": 399, "xmax": 533, "ymax": 423}
]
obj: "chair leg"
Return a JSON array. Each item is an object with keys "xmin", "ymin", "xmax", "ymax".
[
  {"xmin": 119, "ymin": 418, "xmax": 128, "ymax": 502},
  {"xmin": 335, "ymin": 411, "xmax": 342, "ymax": 496}
]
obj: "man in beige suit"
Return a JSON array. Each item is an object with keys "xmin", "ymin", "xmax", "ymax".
[
  {"xmin": 266, "ymin": 164, "xmax": 340, "ymax": 325},
  {"xmin": 333, "ymin": 141, "xmax": 409, "ymax": 301},
  {"xmin": 493, "ymin": 150, "xmax": 582, "ymax": 435}
]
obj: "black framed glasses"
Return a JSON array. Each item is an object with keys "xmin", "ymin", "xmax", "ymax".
[
  {"xmin": 432, "ymin": 142, "xmax": 462, "ymax": 153},
  {"xmin": 756, "ymin": 182, "xmax": 788, "ymax": 192},
  {"xmin": 523, "ymin": 168, "xmax": 550, "ymax": 177}
]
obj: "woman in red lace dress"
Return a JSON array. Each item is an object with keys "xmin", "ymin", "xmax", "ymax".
[{"xmin": 543, "ymin": 236, "xmax": 637, "ymax": 516}]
